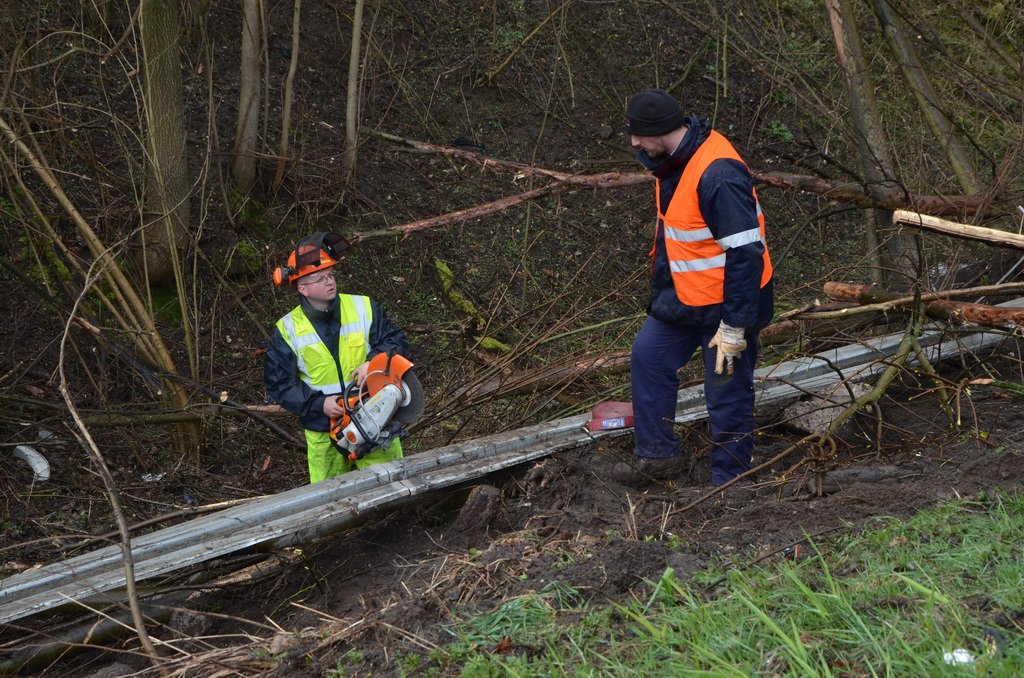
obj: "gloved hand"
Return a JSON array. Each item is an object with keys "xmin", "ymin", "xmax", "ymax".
[{"xmin": 709, "ymin": 322, "xmax": 746, "ymax": 375}]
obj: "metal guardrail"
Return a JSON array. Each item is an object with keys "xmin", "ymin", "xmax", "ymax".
[
  {"xmin": 0, "ymin": 413, "xmax": 603, "ymax": 624},
  {"xmin": 0, "ymin": 310, "xmax": 1018, "ymax": 625}
]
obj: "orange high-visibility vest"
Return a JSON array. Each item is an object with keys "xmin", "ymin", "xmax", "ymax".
[{"xmin": 654, "ymin": 131, "xmax": 773, "ymax": 307}]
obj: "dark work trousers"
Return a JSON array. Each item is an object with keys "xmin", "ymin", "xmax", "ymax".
[{"xmin": 630, "ymin": 315, "xmax": 759, "ymax": 485}]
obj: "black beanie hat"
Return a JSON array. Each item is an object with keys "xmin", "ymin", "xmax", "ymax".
[{"xmin": 625, "ymin": 88, "xmax": 686, "ymax": 136}]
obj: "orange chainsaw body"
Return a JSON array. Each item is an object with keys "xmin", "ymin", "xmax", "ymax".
[{"xmin": 328, "ymin": 353, "xmax": 423, "ymax": 460}]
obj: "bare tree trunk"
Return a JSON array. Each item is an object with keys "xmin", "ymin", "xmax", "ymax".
[
  {"xmin": 139, "ymin": 0, "xmax": 191, "ymax": 285},
  {"xmin": 232, "ymin": 0, "xmax": 262, "ymax": 194},
  {"xmin": 825, "ymin": 0, "xmax": 916, "ymax": 285},
  {"xmin": 341, "ymin": 0, "xmax": 365, "ymax": 181},
  {"xmin": 273, "ymin": 0, "xmax": 301, "ymax": 191},
  {"xmin": 871, "ymin": 0, "xmax": 983, "ymax": 195}
]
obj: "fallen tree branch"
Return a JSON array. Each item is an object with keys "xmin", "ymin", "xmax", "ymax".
[
  {"xmin": 894, "ymin": 209, "xmax": 1024, "ymax": 248},
  {"xmin": 354, "ymin": 182, "xmax": 571, "ymax": 241},
  {"xmin": 368, "ymin": 129, "xmax": 651, "ymax": 188},
  {"xmin": 822, "ymin": 281, "xmax": 1024, "ymax": 326},
  {"xmin": 754, "ymin": 172, "xmax": 999, "ymax": 216},
  {"xmin": 450, "ymin": 350, "xmax": 631, "ymax": 402},
  {"xmin": 758, "ymin": 311, "xmax": 874, "ymax": 347},
  {"xmin": 782, "ymin": 281, "xmax": 1024, "ymax": 323},
  {"xmin": 362, "ymin": 134, "xmax": 1015, "ymax": 242},
  {"xmin": 0, "ymin": 394, "xmax": 293, "ymax": 424},
  {"xmin": 369, "ymin": 131, "xmax": 1016, "ymax": 224}
]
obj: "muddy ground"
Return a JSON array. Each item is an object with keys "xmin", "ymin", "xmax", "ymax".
[
  {"xmin": 281, "ymin": 358, "xmax": 1024, "ymax": 676},
  {"xmin": 7, "ymin": 343, "xmax": 1019, "ymax": 677}
]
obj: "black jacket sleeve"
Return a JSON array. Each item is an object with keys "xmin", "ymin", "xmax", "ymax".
[
  {"xmin": 697, "ymin": 158, "xmax": 771, "ymax": 329},
  {"xmin": 263, "ymin": 325, "xmax": 330, "ymax": 430}
]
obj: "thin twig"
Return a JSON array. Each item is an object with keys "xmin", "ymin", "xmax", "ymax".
[{"xmin": 57, "ymin": 263, "xmax": 161, "ymax": 665}]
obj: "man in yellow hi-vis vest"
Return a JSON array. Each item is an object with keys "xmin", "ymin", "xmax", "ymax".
[{"xmin": 264, "ymin": 233, "xmax": 409, "ymax": 483}]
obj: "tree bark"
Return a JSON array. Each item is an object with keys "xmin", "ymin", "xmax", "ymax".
[
  {"xmin": 824, "ymin": 281, "xmax": 1024, "ymax": 327},
  {"xmin": 751, "ymin": 171, "xmax": 999, "ymax": 216},
  {"xmin": 273, "ymin": 0, "xmax": 301, "ymax": 191},
  {"xmin": 139, "ymin": 0, "xmax": 191, "ymax": 286},
  {"xmin": 825, "ymin": 0, "xmax": 916, "ymax": 282},
  {"xmin": 232, "ymin": 0, "xmax": 262, "ymax": 194},
  {"xmin": 871, "ymin": 0, "xmax": 983, "ymax": 195},
  {"xmin": 341, "ymin": 0, "xmax": 365, "ymax": 181},
  {"xmin": 893, "ymin": 210, "xmax": 1024, "ymax": 250}
]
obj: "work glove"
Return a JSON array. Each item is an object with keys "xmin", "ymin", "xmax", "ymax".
[{"xmin": 709, "ymin": 322, "xmax": 747, "ymax": 375}]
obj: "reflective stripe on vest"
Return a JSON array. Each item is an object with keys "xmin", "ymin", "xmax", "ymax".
[
  {"xmin": 276, "ymin": 295, "xmax": 373, "ymax": 394},
  {"xmin": 655, "ymin": 130, "xmax": 773, "ymax": 307}
]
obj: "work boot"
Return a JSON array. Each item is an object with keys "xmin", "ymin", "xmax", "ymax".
[{"xmin": 611, "ymin": 455, "xmax": 686, "ymax": 487}]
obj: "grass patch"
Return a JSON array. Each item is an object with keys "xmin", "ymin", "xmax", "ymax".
[{"xmin": 412, "ymin": 491, "xmax": 1024, "ymax": 676}]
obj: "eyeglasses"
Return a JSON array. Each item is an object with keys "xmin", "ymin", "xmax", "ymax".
[{"xmin": 299, "ymin": 272, "xmax": 336, "ymax": 286}]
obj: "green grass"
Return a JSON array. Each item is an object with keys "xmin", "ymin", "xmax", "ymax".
[{"xmin": 406, "ymin": 491, "xmax": 1024, "ymax": 676}]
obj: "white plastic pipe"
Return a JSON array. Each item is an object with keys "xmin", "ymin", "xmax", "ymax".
[{"xmin": 12, "ymin": 446, "xmax": 50, "ymax": 482}]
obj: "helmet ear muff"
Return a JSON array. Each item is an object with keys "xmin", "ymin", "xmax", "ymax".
[{"xmin": 272, "ymin": 266, "xmax": 294, "ymax": 286}]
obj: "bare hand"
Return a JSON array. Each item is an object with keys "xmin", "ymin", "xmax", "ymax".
[
  {"xmin": 322, "ymin": 396, "xmax": 346, "ymax": 418},
  {"xmin": 351, "ymin": 361, "xmax": 369, "ymax": 384}
]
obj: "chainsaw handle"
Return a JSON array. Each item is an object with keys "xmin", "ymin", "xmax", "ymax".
[
  {"xmin": 349, "ymin": 361, "xmax": 369, "ymax": 385},
  {"xmin": 329, "ymin": 379, "xmax": 377, "ymax": 461},
  {"xmin": 327, "ymin": 381, "xmax": 361, "ymax": 442}
]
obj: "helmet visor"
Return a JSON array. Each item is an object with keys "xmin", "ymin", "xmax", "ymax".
[{"xmin": 293, "ymin": 232, "xmax": 351, "ymax": 269}]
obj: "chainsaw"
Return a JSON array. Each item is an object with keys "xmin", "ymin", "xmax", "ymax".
[{"xmin": 328, "ymin": 352, "xmax": 426, "ymax": 461}]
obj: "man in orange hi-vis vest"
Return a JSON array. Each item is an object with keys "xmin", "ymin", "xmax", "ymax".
[{"xmin": 612, "ymin": 89, "xmax": 775, "ymax": 487}]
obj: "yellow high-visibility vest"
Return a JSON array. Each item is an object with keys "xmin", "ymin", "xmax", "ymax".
[{"xmin": 275, "ymin": 294, "xmax": 373, "ymax": 395}]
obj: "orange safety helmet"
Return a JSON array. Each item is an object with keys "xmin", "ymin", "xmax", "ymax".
[{"xmin": 272, "ymin": 232, "xmax": 351, "ymax": 286}]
